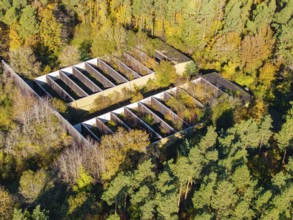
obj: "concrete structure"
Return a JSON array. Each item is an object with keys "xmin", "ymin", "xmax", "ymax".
[
  {"xmin": 2, "ymin": 25, "xmax": 253, "ymax": 150},
  {"xmin": 1, "ymin": 60, "xmax": 92, "ymax": 148},
  {"xmin": 75, "ymin": 76, "xmax": 225, "ymax": 146},
  {"xmin": 203, "ymin": 73, "xmax": 251, "ymax": 105},
  {"xmin": 34, "ymin": 45, "xmax": 192, "ymax": 111},
  {"xmin": 74, "ymin": 72, "xmax": 251, "ymax": 146},
  {"xmin": 3, "ymin": 54, "xmax": 251, "ymax": 148},
  {"xmin": 154, "ymin": 43, "xmax": 193, "ymax": 75}
]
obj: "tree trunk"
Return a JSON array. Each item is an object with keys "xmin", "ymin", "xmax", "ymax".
[
  {"xmin": 124, "ymin": 194, "xmax": 127, "ymax": 214},
  {"xmin": 174, "ymin": 12, "xmax": 177, "ymax": 24},
  {"xmin": 89, "ymin": 0, "xmax": 92, "ymax": 23},
  {"xmin": 162, "ymin": 19, "xmax": 165, "ymax": 41},
  {"xmin": 151, "ymin": 15, "xmax": 154, "ymax": 36},
  {"xmin": 178, "ymin": 182, "xmax": 182, "ymax": 207},
  {"xmin": 96, "ymin": 1, "xmax": 99, "ymax": 24},
  {"xmin": 115, "ymin": 196, "xmax": 118, "ymax": 214},
  {"xmin": 282, "ymin": 149, "xmax": 287, "ymax": 164},
  {"xmin": 184, "ymin": 176, "xmax": 192, "ymax": 200}
]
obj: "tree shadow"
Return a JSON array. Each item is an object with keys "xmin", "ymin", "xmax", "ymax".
[
  {"xmin": 36, "ymin": 184, "xmax": 69, "ymax": 219},
  {"xmin": 79, "ymin": 40, "xmax": 93, "ymax": 61},
  {"xmin": 33, "ymin": 44, "xmax": 60, "ymax": 72},
  {"xmin": 216, "ymin": 109, "xmax": 234, "ymax": 131}
]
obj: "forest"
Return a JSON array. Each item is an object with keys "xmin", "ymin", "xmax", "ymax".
[{"xmin": 0, "ymin": 0, "xmax": 292, "ymax": 219}]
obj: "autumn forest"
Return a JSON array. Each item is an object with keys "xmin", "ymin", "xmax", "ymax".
[{"xmin": 0, "ymin": 0, "xmax": 292, "ymax": 219}]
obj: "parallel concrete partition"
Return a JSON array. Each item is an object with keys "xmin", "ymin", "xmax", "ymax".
[
  {"xmin": 124, "ymin": 107, "xmax": 162, "ymax": 141},
  {"xmin": 122, "ymin": 53, "xmax": 153, "ymax": 76},
  {"xmin": 96, "ymin": 59, "xmax": 128, "ymax": 84},
  {"xmin": 34, "ymin": 79, "xmax": 53, "ymax": 99},
  {"xmin": 150, "ymin": 97, "xmax": 188, "ymax": 129},
  {"xmin": 46, "ymin": 75, "xmax": 75, "ymax": 102},
  {"xmin": 150, "ymin": 95, "xmax": 183, "ymax": 124},
  {"xmin": 200, "ymin": 77, "xmax": 223, "ymax": 98},
  {"xmin": 130, "ymin": 48, "xmax": 159, "ymax": 67},
  {"xmin": 59, "ymin": 71, "xmax": 88, "ymax": 97},
  {"xmin": 109, "ymin": 112, "xmax": 131, "ymax": 131},
  {"xmin": 154, "ymin": 50, "xmax": 169, "ymax": 61},
  {"xmin": 72, "ymin": 67, "xmax": 102, "ymax": 93},
  {"xmin": 81, "ymin": 122, "xmax": 100, "ymax": 141},
  {"xmin": 162, "ymin": 91, "xmax": 174, "ymax": 103},
  {"xmin": 95, "ymin": 118, "xmax": 114, "ymax": 135},
  {"xmin": 84, "ymin": 62, "xmax": 116, "ymax": 89},
  {"xmin": 115, "ymin": 58, "xmax": 141, "ymax": 80},
  {"xmin": 181, "ymin": 78, "xmax": 222, "ymax": 105},
  {"xmin": 171, "ymin": 87, "xmax": 204, "ymax": 109},
  {"xmin": 178, "ymin": 87, "xmax": 205, "ymax": 108},
  {"xmin": 138, "ymin": 102, "xmax": 175, "ymax": 137}
]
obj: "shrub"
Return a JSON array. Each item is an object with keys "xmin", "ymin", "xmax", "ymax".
[
  {"xmin": 50, "ymin": 98, "xmax": 67, "ymax": 113},
  {"xmin": 183, "ymin": 61, "xmax": 198, "ymax": 78},
  {"xmin": 154, "ymin": 61, "xmax": 178, "ymax": 87},
  {"xmin": 131, "ymin": 92, "xmax": 144, "ymax": 103}
]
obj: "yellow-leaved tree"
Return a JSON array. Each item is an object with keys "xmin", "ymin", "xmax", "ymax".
[
  {"xmin": 39, "ymin": 4, "xmax": 62, "ymax": 54},
  {"xmin": 9, "ymin": 25, "xmax": 23, "ymax": 50},
  {"xmin": 100, "ymin": 127, "xmax": 150, "ymax": 180}
]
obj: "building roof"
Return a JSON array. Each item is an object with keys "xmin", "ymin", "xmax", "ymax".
[{"xmin": 154, "ymin": 43, "xmax": 192, "ymax": 64}]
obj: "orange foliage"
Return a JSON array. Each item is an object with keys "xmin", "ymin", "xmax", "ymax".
[{"xmin": 240, "ymin": 26, "xmax": 275, "ymax": 73}]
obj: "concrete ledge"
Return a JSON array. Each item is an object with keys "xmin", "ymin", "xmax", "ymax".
[{"xmin": 69, "ymin": 72, "xmax": 156, "ymax": 111}]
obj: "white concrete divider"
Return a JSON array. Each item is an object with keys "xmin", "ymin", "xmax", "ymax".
[
  {"xmin": 59, "ymin": 71, "xmax": 88, "ymax": 97},
  {"xmin": 110, "ymin": 112, "xmax": 131, "ymax": 131},
  {"xmin": 85, "ymin": 62, "xmax": 116, "ymax": 88},
  {"xmin": 81, "ymin": 123, "xmax": 100, "ymax": 141},
  {"xmin": 97, "ymin": 59, "xmax": 128, "ymax": 84},
  {"xmin": 72, "ymin": 67, "xmax": 102, "ymax": 93},
  {"xmin": 138, "ymin": 102, "xmax": 176, "ymax": 135},
  {"xmin": 123, "ymin": 53, "xmax": 153, "ymax": 75},
  {"xmin": 115, "ymin": 58, "xmax": 141, "ymax": 79},
  {"xmin": 95, "ymin": 118, "xmax": 114, "ymax": 135},
  {"xmin": 46, "ymin": 75, "xmax": 75, "ymax": 102},
  {"xmin": 125, "ymin": 107, "xmax": 162, "ymax": 140}
]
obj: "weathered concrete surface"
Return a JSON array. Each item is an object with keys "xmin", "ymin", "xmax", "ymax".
[{"xmin": 69, "ymin": 73, "xmax": 156, "ymax": 111}]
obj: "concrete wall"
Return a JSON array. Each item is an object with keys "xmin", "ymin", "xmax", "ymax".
[
  {"xmin": 2, "ymin": 60, "xmax": 92, "ymax": 148},
  {"xmin": 69, "ymin": 60, "xmax": 194, "ymax": 111},
  {"xmin": 69, "ymin": 73, "xmax": 156, "ymax": 111}
]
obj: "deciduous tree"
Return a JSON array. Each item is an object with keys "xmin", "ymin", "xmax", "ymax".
[
  {"xmin": 9, "ymin": 46, "xmax": 40, "ymax": 78},
  {"xmin": 240, "ymin": 26, "xmax": 275, "ymax": 73},
  {"xmin": 58, "ymin": 45, "xmax": 80, "ymax": 67},
  {"xmin": 39, "ymin": 5, "xmax": 62, "ymax": 53},
  {"xmin": 19, "ymin": 169, "xmax": 51, "ymax": 202},
  {"xmin": 0, "ymin": 186, "xmax": 14, "ymax": 220},
  {"xmin": 154, "ymin": 61, "xmax": 177, "ymax": 87},
  {"xmin": 100, "ymin": 127, "xmax": 149, "ymax": 180}
]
